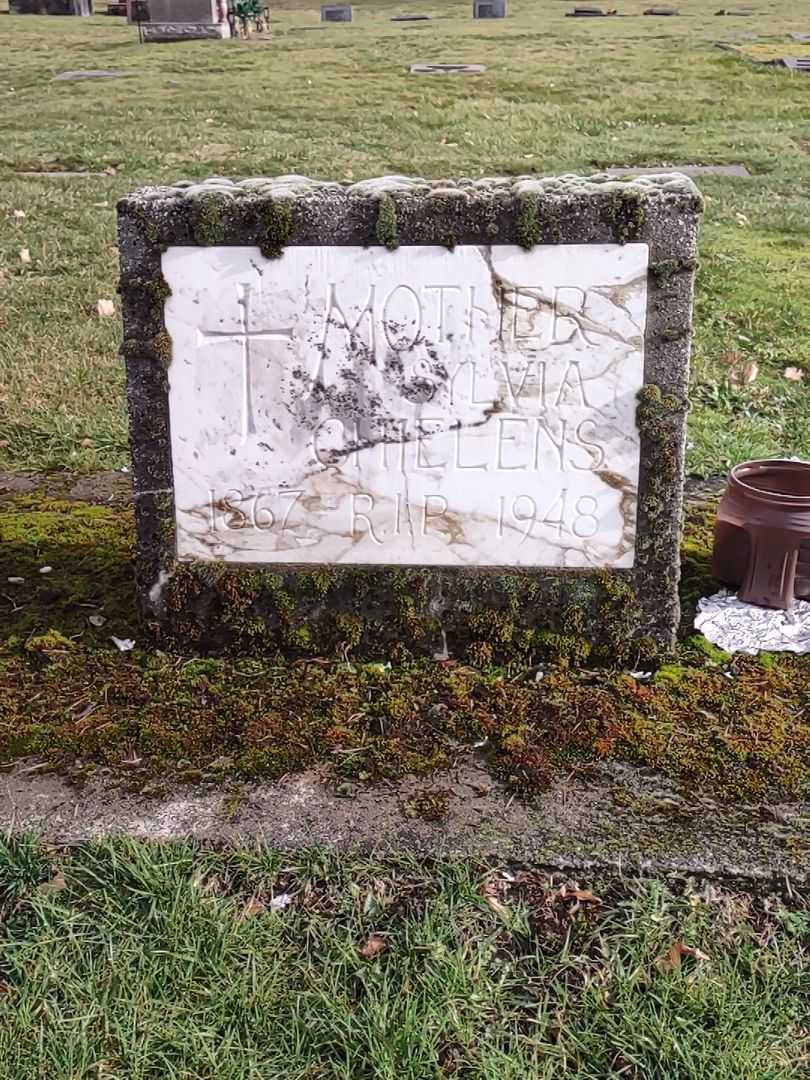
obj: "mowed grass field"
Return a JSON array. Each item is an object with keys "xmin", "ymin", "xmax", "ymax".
[
  {"xmin": 0, "ymin": 0, "xmax": 809, "ymax": 475},
  {"xmin": 1, "ymin": 835, "xmax": 809, "ymax": 1080}
]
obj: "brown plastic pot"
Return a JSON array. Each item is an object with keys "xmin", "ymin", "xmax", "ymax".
[{"xmin": 711, "ymin": 459, "xmax": 810, "ymax": 610}]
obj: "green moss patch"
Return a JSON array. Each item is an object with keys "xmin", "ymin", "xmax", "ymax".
[{"xmin": 1, "ymin": 492, "xmax": 808, "ymax": 802}]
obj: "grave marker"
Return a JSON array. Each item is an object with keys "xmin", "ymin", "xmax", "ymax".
[
  {"xmin": 606, "ymin": 164, "xmax": 749, "ymax": 178},
  {"xmin": 410, "ymin": 63, "xmax": 486, "ymax": 74},
  {"xmin": 321, "ymin": 4, "xmax": 352, "ymax": 21},
  {"xmin": 473, "ymin": 0, "xmax": 506, "ymax": 18},
  {"xmin": 128, "ymin": 0, "xmax": 231, "ymax": 39},
  {"xmin": 566, "ymin": 7, "xmax": 618, "ymax": 17},
  {"xmin": 10, "ymin": 0, "xmax": 92, "ymax": 12},
  {"xmin": 117, "ymin": 174, "xmax": 702, "ymax": 658}
]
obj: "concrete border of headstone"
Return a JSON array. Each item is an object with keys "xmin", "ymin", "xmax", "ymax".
[{"xmin": 117, "ymin": 173, "xmax": 702, "ymax": 656}]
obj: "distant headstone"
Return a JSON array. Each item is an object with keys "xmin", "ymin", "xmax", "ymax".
[
  {"xmin": 106, "ymin": 1, "xmax": 127, "ymax": 12},
  {"xmin": 715, "ymin": 8, "xmax": 754, "ymax": 14},
  {"xmin": 410, "ymin": 63, "xmax": 486, "ymax": 74},
  {"xmin": 781, "ymin": 58, "xmax": 810, "ymax": 73},
  {"xmin": 321, "ymin": 4, "xmax": 352, "ymax": 20},
  {"xmin": 52, "ymin": 69, "xmax": 136, "ymax": 80},
  {"xmin": 606, "ymin": 164, "xmax": 750, "ymax": 178},
  {"xmin": 566, "ymin": 7, "xmax": 617, "ymax": 16},
  {"xmin": 391, "ymin": 13, "xmax": 431, "ymax": 20},
  {"xmin": 473, "ymin": 0, "xmax": 506, "ymax": 17},
  {"xmin": 643, "ymin": 6, "xmax": 679, "ymax": 13},
  {"xmin": 131, "ymin": 0, "xmax": 231, "ymax": 41},
  {"xmin": 789, "ymin": 33, "xmax": 810, "ymax": 42},
  {"xmin": 10, "ymin": 0, "xmax": 92, "ymax": 12},
  {"xmin": 117, "ymin": 173, "xmax": 702, "ymax": 657}
]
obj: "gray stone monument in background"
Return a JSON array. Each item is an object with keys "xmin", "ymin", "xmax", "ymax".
[
  {"xmin": 321, "ymin": 4, "xmax": 352, "ymax": 21},
  {"xmin": 117, "ymin": 173, "xmax": 702, "ymax": 661},
  {"xmin": 10, "ymin": 0, "xmax": 92, "ymax": 13},
  {"xmin": 474, "ymin": 0, "xmax": 506, "ymax": 17},
  {"xmin": 127, "ymin": 0, "xmax": 231, "ymax": 40}
]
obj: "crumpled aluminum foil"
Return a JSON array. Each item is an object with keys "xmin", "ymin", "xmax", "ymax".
[{"xmin": 695, "ymin": 590, "xmax": 810, "ymax": 655}]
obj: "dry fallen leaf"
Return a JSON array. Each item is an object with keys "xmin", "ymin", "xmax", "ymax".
[
  {"xmin": 481, "ymin": 879, "xmax": 509, "ymax": 917},
  {"xmin": 358, "ymin": 933, "xmax": 387, "ymax": 959},
  {"xmin": 96, "ymin": 298, "xmax": 115, "ymax": 318},
  {"xmin": 657, "ymin": 941, "xmax": 710, "ymax": 972},
  {"xmin": 784, "ymin": 366, "xmax": 805, "ymax": 382},
  {"xmin": 19, "ymin": 247, "xmax": 31, "ymax": 264},
  {"xmin": 559, "ymin": 884, "xmax": 601, "ymax": 904},
  {"xmin": 13, "ymin": 210, "xmax": 26, "ymax": 219},
  {"xmin": 39, "ymin": 870, "xmax": 67, "ymax": 894},
  {"xmin": 241, "ymin": 896, "xmax": 266, "ymax": 920},
  {"xmin": 727, "ymin": 359, "xmax": 758, "ymax": 387}
]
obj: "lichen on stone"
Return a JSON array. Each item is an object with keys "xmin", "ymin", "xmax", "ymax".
[
  {"xmin": 375, "ymin": 193, "xmax": 399, "ymax": 250},
  {"xmin": 258, "ymin": 197, "xmax": 293, "ymax": 260}
]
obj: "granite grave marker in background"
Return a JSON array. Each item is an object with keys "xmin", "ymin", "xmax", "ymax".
[
  {"xmin": 473, "ymin": 0, "xmax": 507, "ymax": 18},
  {"xmin": 117, "ymin": 174, "xmax": 701, "ymax": 660},
  {"xmin": 321, "ymin": 4, "xmax": 352, "ymax": 21},
  {"xmin": 128, "ymin": 0, "xmax": 231, "ymax": 40}
]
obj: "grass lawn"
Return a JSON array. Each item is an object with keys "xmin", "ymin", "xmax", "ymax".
[
  {"xmin": 0, "ymin": 0, "xmax": 809, "ymax": 475},
  {"xmin": 1, "ymin": 835, "xmax": 808, "ymax": 1079}
]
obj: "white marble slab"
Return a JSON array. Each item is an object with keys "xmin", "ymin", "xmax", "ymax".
[{"xmin": 162, "ymin": 243, "xmax": 648, "ymax": 568}]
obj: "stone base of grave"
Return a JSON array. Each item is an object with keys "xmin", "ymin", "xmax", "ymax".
[
  {"xmin": 106, "ymin": 2, "xmax": 128, "ymax": 13},
  {"xmin": 2, "ymin": 756, "xmax": 807, "ymax": 887},
  {"xmin": 142, "ymin": 21, "xmax": 230, "ymax": 40}
]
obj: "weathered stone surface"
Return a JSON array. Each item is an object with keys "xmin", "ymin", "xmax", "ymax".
[
  {"xmin": 165, "ymin": 243, "xmax": 646, "ymax": 570},
  {"xmin": 2, "ymin": 757, "xmax": 807, "ymax": 887},
  {"xmin": 117, "ymin": 173, "xmax": 702, "ymax": 658}
]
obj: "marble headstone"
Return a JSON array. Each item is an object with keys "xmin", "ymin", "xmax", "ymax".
[
  {"xmin": 128, "ymin": 0, "xmax": 231, "ymax": 40},
  {"xmin": 117, "ymin": 174, "xmax": 702, "ymax": 659}
]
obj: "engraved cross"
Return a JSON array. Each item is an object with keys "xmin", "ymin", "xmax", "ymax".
[{"xmin": 198, "ymin": 281, "xmax": 293, "ymax": 439}]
